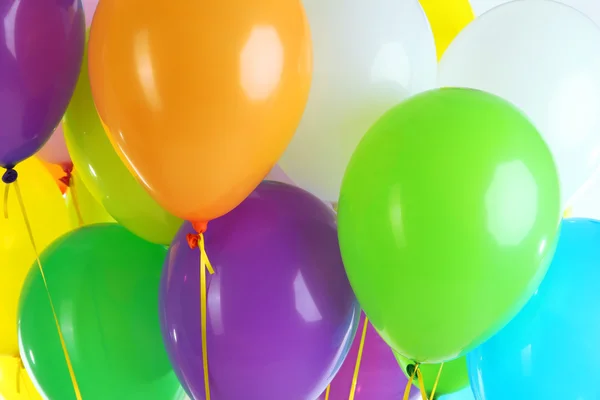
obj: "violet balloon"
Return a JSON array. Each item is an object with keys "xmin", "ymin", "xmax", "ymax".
[
  {"xmin": 160, "ymin": 181, "xmax": 360, "ymax": 400},
  {"xmin": 316, "ymin": 313, "xmax": 409, "ymax": 400},
  {"xmin": 0, "ymin": 0, "xmax": 84, "ymax": 168}
]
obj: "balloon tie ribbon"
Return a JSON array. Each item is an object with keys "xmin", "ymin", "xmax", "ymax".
[
  {"xmin": 15, "ymin": 356, "xmax": 22, "ymax": 394},
  {"xmin": 324, "ymin": 384, "xmax": 331, "ymax": 400},
  {"xmin": 402, "ymin": 361, "xmax": 445, "ymax": 400},
  {"xmin": 3, "ymin": 167, "xmax": 83, "ymax": 400},
  {"xmin": 347, "ymin": 316, "xmax": 369, "ymax": 400},
  {"xmin": 187, "ymin": 221, "xmax": 214, "ymax": 400},
  {"xmin": 58, "ymin": 163, "xmax": 84, "ymax": 227}
]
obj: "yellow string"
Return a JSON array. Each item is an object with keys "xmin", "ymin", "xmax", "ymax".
[
  {"xmin": 15, "ymin": 356, "xmax": 22, "ymax": 394},
  {"xmin": 3, "ymin": 184, "xmax": 9, "ymax": 219},
  {"xmin": 199, "ymin": 233, "xmax": 214, "ymax": 400},
  {"xmin": 403, "ymin": 363, "xmax": 419, "ymax": 400},
  {"xmin": 11, "ymin": 180, "xmax": 83, "ymax": 400},
  {"xmin": 416, "ymin": 367, "xmax": 428, "ymax": 400},
  {"xmin": 69, "ymin": 178, "xmax": 84, "ymax": 227},
  {"xmin": 348, "ymin": 317, "xmax": 369, "ymax": 400},
  {"xmin": 324, "ymin": 384, "xmax": 331, "ymax": 400},
  {"xmin": 428, "ymin": 362, "xmax": 444, "ymax": 400}
]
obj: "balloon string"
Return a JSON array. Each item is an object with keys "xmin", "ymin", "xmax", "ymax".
[
  {"xmin": 403, "ymin": 363, "xmax": 419, "ymax": 400},
  {"xmin": 3, "ymin": 184, "xmax": 9, "ymax": 219},
  {"xmin": 348, "ymin": 316, "xmax": 369, "ymax": 400},
  {"xmin": 187, "ymin": 230, "xmax": 215, "ymax": 400},
  {"xmin": 10, "ymin": 180, "xmax": 83, "ymax": 400},
  {"xmin": 324, "ymin": 385, "xmax": 331, "ymax": 400},
  {"xmin": 15, "ymin": 356, "xmax": 22, "ymax": 394},
  {"xmin": 69, "ymin": 177, "xmax": 84, "ymax": 227},
  {"xmin": 428, "ymin": 362, "xmax": 444, "ymax": 399},
  {"xmin": 416, "ymin": 367, "xmax": 428, "ymax": 400}
]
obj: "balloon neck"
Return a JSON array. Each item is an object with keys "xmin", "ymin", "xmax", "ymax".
[
  {"xmin": 192, "ymin": 220, "xmax": 208, "ymax": 234},
  {"xmin": 2, "ymin": 166, "xmax": 18, "ymax": 184},
  {"xmin": 58, "ymin": 162, "xmax": 74, "ymax": 187}
]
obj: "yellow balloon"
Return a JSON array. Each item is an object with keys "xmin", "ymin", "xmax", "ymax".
[
  {"xmin": 0, "ymin": 356, "xmax": 42, "ymax": 400},
  {"xmin": 419, "ymin": 0, "xmax": 475, "ymax": 60},
  {"xmin": 65, "ymin": 171, "xmax": 115, "ymax": 228},
  {"xmin": 0, "ymin": 157, "xmax": 70, "ymax": 357}
]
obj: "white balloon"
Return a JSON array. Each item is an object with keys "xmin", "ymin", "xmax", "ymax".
[
  {"xmin": 568, "ymin": 168, "xmax": 600, "ymax": 219},
  {"xmin": 279, "ymin": 0, "xmax": 437, "ymax": 201},
  {"xmin": 439, "ymin": 0, "xmax": 600, "ymax": 208},
  {"xmin": 470, "ymin": 0, "xmax": 600, "ymax": 26}
]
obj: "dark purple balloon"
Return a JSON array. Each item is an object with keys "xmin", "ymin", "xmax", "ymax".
[
  {"xmin": 0, "ymin": 0, "xmax": 85, "ymax": 167},
  {"xmin": 317, "ymin": 313, "xmax": 410, "ymax": 400},
  {"xmin": 160, "ymin": 181, "xmax": 360, "ymax": 400}
]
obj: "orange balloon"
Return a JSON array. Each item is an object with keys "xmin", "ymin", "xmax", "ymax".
[{"xmin": 89, "ymin": 0, "xmax": 312, "ymax": 225}]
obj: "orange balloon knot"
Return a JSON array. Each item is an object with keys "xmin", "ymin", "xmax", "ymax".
[
  {"xmin": 59, "ymin": 162, "xmax": 74, "ymax": 187},
  {"xmin": 187, "ymin": 233, "xmax": 200, "ymax": 250},
  {"xmin": 2, "ymin": 165, "xmax": 17, "ymax": 184}
]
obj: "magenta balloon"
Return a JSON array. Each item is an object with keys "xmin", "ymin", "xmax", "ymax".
[
  {"xmin": 37, "ymin": 123, "xmax": 70, "ymax": 165},
  {"xmin": 159, "ymin": 181, "xmax": 360, "ymax": 400},
  {"xmin": 0, "ymin": 0, "xmax": 84, "ymax": 168},
  {"xmin": 316, "ymin": 313, "xmax": 409, "ymax": 400}
]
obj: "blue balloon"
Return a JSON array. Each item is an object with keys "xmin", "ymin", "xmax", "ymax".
[
  {"xmin": 439, "ymin": 387, "xmax": 475, "ymax": 400},
  {"xmin": 467, "ymin": 218, "xmax": 600, "ymax": 399}
]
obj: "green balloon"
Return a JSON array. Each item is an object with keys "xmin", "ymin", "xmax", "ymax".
[
  {"xmin": 338, "ymin": 88, "xmax": 561, "ymax": 363},
  {"xmin": 18, "ymin": 224, "xmax": 186, "ymax": 400},
  {"xmin": 395, "ymin": 353, "xmax": 468, "ymax": 396},
  {"xmin": 63, "ymin": 37, "xmax": 182, "ymax": 245}
]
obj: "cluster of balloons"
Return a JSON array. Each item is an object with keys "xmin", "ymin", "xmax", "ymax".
[{"xmin": 2, "ymin": 0, "xmax": 600, "ymax": 399}]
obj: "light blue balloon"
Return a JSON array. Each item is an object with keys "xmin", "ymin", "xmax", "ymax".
[
  {"xmin": 467, "ymin": 218, "xmax": 600, "ymax": 399},
  {"xmin": 439, "ymin": 387, "xmax": 475, "ymax": 400}
]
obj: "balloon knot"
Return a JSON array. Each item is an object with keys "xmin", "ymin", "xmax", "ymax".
[
  {"xmin": 192, "ymin": 221, "xmax": 208, "ymax": 234},
  {"xmin": 2, "ymin": 166, "xmax": 18, "ymax": 184},
  {"xmin": 187, "ymin": 233, "xmax": 200, "ymax": 249},
  {"xmin": 59, "ymin": 162, "xmax": 74, "ymax": 187}
]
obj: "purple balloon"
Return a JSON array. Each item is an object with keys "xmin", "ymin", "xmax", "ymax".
[
  {"xmin": 316, "ymin": 313, "xmax": 409, "ymax": 400},
  {"xmin": 0, "ymin": 0, "xmax": 84, "ymax": 167},
  {"xmin": 160, "ymin": 181, "xmax": 360, "ymax": 400}
]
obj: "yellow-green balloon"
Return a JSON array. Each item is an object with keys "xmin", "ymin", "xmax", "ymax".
[
  {"xmin": 63, "ymin": 40, "xmax": 182, "ymax": 245},
  {"xmin": 66, "ymin": 171, "xmax": 115, "ymax": 228}
]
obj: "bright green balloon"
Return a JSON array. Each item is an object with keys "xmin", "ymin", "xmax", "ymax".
[
  {"xmin": 18, "ymin": 224, "xmax": 186, "ymax": 400},
  {"xmin": 395, "ymin": 353, "xmax": 468, "ymax": 396},
  {"xmin": 338, "ymin": 88, "xmax": 561, "ymax": 363},
  {"xmin": 63, "ymin": 40, "xmax": 182, "ymax": 245}
]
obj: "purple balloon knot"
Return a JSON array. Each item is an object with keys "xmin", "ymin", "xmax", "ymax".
[{"xmin": 2, "ymin": 167, "xmax": 18, "ymax": 184}]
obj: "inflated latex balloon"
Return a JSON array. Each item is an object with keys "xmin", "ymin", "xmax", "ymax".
[
  {"xmin": 467, "ymin": 219, "xmax": 600, "ymax": 399},
  {"xmin": 64, "ymin": 41, "xmax": 181, "ymax": 244},
  {"xmin": 0, "ymin": 356, "xmax": 42, "ymax": 400},
  {"xmin": 568, "ymin": 169, "xmax": 600, "ymax": 220},
  {"xmin": 440, "ymin": 387, "xmax": 475, "ymax": 400},
  {"xmin": 65, "ymin": 171, "xmax": 115, "ymax": 227},
  {"xmin": 0, "ymin": 0, "xmax": 84, "ymax": 167},
  {"xmin": 18, "ymin": 225, "xmax": 186, "ymax": 400},
  {"xmin": 82, "ymin": 0, "xmax": 98, "ymax": 26},
  {"xmin": 278, "ymin": 0, "xmax": 436, "ymax": 202},
  {"xmin": 439, "ymin": 0, "xmax": 600, "ymax": 208},
  {"xmin": 0, "ymin": 157, "xmax": 70, "ymax": 357},
  {"xmin": 395, "ymin": 354, "xmax": 469, "ymax": 396},
  {"xmin": 160, "ymin": 182, "xmax": 359, "ymax": 400},
  {"xmin": 338, "ymin": 88, "xmax": 561, "ymax": 363},
  {"xmin": 89, "ymin": 0, "xmax": 312, "ymax": 224},
  {"xmin": 37, "ymin": 124, "xmax": 70, "ymax": 166},
  {"xmin": 470, "ymin": 0, "xmax": 600, "ymax": 26}
]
